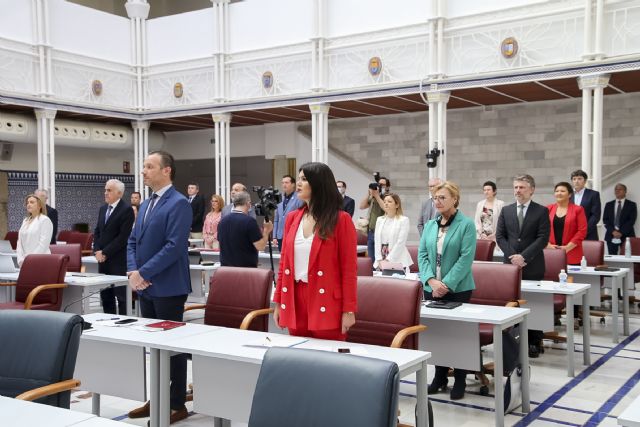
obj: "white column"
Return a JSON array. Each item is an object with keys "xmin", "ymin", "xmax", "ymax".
[
  {"xmin": 426, "ymin": 91, "xmax": 449, "ymax": 180},
  {"xmin": 309, "ymin": 104, "xmax": 330, "ymax": 164},
  {"xmin": 311, "ymin": 0, "xmax": 326, "ymax": 91},
  {"xmin": 125, "ymin": 0, "xmax": 150, "ymax": 111},
  {"xmin": 582, "ymin": 0, "xmax": 594, "ymax": 60},
  {"xmin": 212, "ymin": 113, "xmax": 232, "ymax": 202},
  {"xmin": 211, "ymin": 0, "xmax": 229, "ymax": 101},
  {"xmin": 578, "ymin": 74, "xmax": 609, "ymax": 192},
  {"xmin": 132, "ymin": 121, "xmax": 150, "ymax": 198},
  {"xmin": 33, "ymin": 0, "xmax": 53, "ymax": 96},
  {"xmin": 35, "ymin": 109, "xmax": 56, "ymax": 206}
]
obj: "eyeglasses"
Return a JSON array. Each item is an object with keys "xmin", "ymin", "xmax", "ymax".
[{"xmin": 433, "ymin": 196, "xmax": 449, "ymax": 202}]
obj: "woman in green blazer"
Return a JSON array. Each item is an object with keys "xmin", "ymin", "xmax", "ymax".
[{"xmin": 418, "ymin": 181, "xmax": 476, "ymax": 400}]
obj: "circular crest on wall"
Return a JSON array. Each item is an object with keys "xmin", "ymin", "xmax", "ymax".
[
  {"xmin": 262, "ymin": 71, "xmax": 274, "ymax": 90},
  {"xmin": 500, "ymin": 37, "xmax": 519, "ymax": 59},
  {"xmin": 368, "ymin": 56, "xmax": 382, "ymax": 77},
  {"xmin": 173, "ymin": 82, "xmax": 184, "ymax": 98},
  {"xmin": 91, "ymin": 80, "xmax": 103, "ymax": 96}
]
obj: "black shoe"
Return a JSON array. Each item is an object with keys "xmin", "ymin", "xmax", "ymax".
[
  {"xmin": 528, "ymin": 344, "xmax": 539, "ymax": 358},
  {"xmin": 450, "ymin": 371, "xmax": 466, "ymax": 400},
  {"xmin": 428, "ymin": 377, "xmax": 448, "ymax": 394}
]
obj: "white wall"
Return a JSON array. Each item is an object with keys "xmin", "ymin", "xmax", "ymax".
[
  {"xmin": 327, "ymin": 0, "xmax": 427, "ymax": 37},
  {"xmin": 446, "ymin": 0, "xmax": 549, "ymax": 18},
  {"xmin": 0, "ymin": 0, "xmax": 33, "ymax": 43},
  {"xmin": 229, "ymin": 0, "xmax": 312, "ymax": 52},
  {"xmin": 164, "ymin": 126, "xmax": 266, "ymax": 160},
  {"xmin": 50, "ymin": 0, "xmax": 131, "ymax": 63},
  {"xmin": 147, "ymin": 9, "xmax": 215, "ymax": 65},
  {"xmin": 265, "ymin": 122, "xmax": 297, "ymax": 159}
]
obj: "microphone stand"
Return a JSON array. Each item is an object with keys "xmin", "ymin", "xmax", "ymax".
[
  {"xmin": 63, "ymin": 283, "xmax": 115, "ymax": 313},
  {"xmin": 264, "ymin": 212, "xmax": 277, "ymax": 288}
]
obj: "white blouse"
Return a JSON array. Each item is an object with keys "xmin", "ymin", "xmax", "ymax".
[
  {"xmin": 294, "ymin": 216, "xmax": 314, "ymax": 282},
  {"xmin": 16, "ymin": 214, "xmax": 53, "ymax": 266}
]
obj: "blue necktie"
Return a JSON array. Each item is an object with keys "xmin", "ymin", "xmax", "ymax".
[
  {"xmin": 143, "ymin": 194, "xmax": 158, "ymax": 225},
  {"xmin": 104, "ymin": 205, "xmax": 113, "ymax": 223}
]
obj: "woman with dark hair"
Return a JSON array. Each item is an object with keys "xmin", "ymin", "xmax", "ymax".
[
  {"xmin": 273, "ymin": 162, "xmax": 357, "ymax": 340},
  {"xmin": 474, "ymin": 180, "xmax": 504, "ymax": 241},
  {"xmin": 546, "ymin": 181, "xmax": 587, "ymax": 265}
]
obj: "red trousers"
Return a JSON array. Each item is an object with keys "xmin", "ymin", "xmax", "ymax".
[{"xmin": 287, "ymin": 281, "xmax": 346, "ymax": 341}]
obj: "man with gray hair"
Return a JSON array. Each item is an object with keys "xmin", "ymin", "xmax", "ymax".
[
  {"xmin": 496, "ymin": 174, "xmax": 550, "ymax": 358},
  {"xmin": 217, "ymin": 191, "xmax": 273, "ymax": 267},
  {"xmin": 222, "ymin": 182, "xmax": 256, "ymax": 218},
  {"xmin": 34, "ymin": 188, "xmax": 58, "ymax": 244},
  {"xmin": 417, "ymin": 177, "xmax": 442, "ymax": 237},
  {"xmin": 93, "ymin": 179, "xmax": 135, "ymax": 314}
]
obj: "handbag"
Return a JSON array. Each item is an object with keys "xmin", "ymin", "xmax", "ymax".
[{"xmin": 503, "ymin": 365, "xmax": 523, "ymax": 414}]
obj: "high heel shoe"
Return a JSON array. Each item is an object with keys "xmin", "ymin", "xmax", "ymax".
[
  {"xmin": 427, "ymin": 377, "xmax": 448, "ymax": 394},
  {"xmin": 450, "ymin": 370, "xmax": 466, "ymax": 400}
]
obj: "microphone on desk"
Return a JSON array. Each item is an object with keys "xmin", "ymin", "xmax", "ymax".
[{"xmin": 63, "ymin": 284, "xmax": 115, "ymax": 330}]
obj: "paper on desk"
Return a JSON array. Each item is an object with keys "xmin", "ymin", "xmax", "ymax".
[
  {"xmin": 245, "ymin": 335, "xmax": 309, "ymax": 348},
  {"xmin": 300, "ymin": 342, "xmax": 369, "ymax": 356}
]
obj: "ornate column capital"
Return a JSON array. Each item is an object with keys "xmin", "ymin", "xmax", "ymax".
[
  {"xmin": 309, "ymin": 103, "xmax": 330, "ymax": 114},
  {"xmin": 131, "ymin": 120, "xmax": 150, "ymax": 130},
  {"xmin": 125, "ymin": 0, "xmax": 150, "ymax": 19},
  {"xmin": 426, "ymin": 91, "xmax": 450, "ymax": 104},
  {"xmin": 212, "ymin": 113, "xmax": 232, "ymax": 123},
  {"xmin": 578, "ymin": 74, "xmax": 610, "ymax": 90},
  {"xmin": 34, "ymin": 109, "xmax": 57, "ymax": 120}
]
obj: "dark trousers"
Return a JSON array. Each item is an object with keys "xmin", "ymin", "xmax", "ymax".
[
  {"xmin": 139, "ymin": 293, "xmax": 188, "ymax": 410},
  {"xmin": 367, "ymin": 230, "xmax": 375, "ymax": 265},
  {"xmin": 100, "ymin": 285, "xmax": 127, "ymax": 315},
  {"xmin": 425, "ymin": 289, "xmax": 472, "ymax": 378},
  {"xmin": 277, "ymin": 239, "xmax": 283, "ymax": 252},
  {"xmin": 607, "ymin": 240, "xmax": 620, "ymax": 255}
]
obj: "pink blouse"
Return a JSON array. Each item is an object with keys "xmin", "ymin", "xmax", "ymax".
[{"xmin": 203, "ymin": 211, "xmax": 222, "ymax": 249}]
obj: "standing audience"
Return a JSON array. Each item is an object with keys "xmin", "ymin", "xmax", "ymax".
[
  {"xmin": 273, "ymin": 175, "xmax": 302, "ymax": 251},
  {"xmin": 374, "ymin": 193, "xmax": 412, "ymax": 271},
  {"xmin": 16, "ymin": 194, "xmax": 53, "ymax": 266},
  {"xmin": 474, "ymin": 180, "xmax": 505, "ymax": 241},
  {"xmin": 603, "ymin": 183, "xmax": 637, "ymax": 255},
  {"xmin": 337, "ymin": 180, "xmax": 355, "ymax": 217},
  {"xmin": 34, "ymin": 188, "xmax": 57, "ymax": 244},
  {"xmin": 360, "ymin": 176, "xmax": 390, "ymax": 265},
  {"xmin": 546, "ymin": 182, "xmax": 587, "ymax": 265},
  {"xmin": 417, "ymin": 177, "xmax": 442, "ymax": 237},
  {"xmin": 570, "ymin": 169, "xmax": 601, "ymax": 241},
  {"xmin": 202, "ymin": 195, "xmax": 224, "ymax": 250},
  {"xmin": 187, "ymin": 183, "xmax": 205, "ymax": 239}
]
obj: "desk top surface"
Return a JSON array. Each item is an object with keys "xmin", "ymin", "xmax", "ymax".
[
  {"xmin": 605, "ymin": 255, "xmax": 640, "ymax": 264},
  {"xmin": 521, "ymin": 280, "xmax": 591, "ymax": 295},
  {"xmin": 566, "ymin": 266, "xmax": 629, "ymax": 277},
  {"xmin": 0, "ymin": 272, "xmax": 127, "ymax": 286},
  {"xmin": 0, "ymin": 396, "xmax": 95, "ymax": 427},
  {"xmin": 618, "ymin": 395, "xmax": 640, "ymax": 427},
  {"xmin": 421, "ymin": 302, "xmax": 529, "ymax": 324}
]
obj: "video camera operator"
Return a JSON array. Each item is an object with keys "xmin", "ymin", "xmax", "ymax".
[
  {"xmin": 359, "ymin": 173, "xmax": 391, "ymax": 264},
  {"xmin": 217, "ymin": 191, "xmax": 273, "ymax": 267}
]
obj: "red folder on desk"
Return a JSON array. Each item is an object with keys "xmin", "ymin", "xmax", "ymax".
[{"xmin": 145, "ymin": 321, "xmax": 186, "ymax": 330}]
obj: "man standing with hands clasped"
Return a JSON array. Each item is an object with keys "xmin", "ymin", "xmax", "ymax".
[
  {"xmin": 496, "ymin": 174, "xmax": 550, "ymax": 359},
  {"xmin": 126, "ymin": 150, "xmax": 191, "ymax": 424}
]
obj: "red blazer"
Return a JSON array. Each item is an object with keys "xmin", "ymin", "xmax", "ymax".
[
  {"xmin": 547, "ymin": 203, "xmax": 587, "ymax": 265},
  {"xmin": 273, "ymin": 208, "xmax": 357, "ymax": 331}
]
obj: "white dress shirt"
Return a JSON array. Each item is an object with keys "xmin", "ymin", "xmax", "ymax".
[
  {"xmin": 294, "ymin": 217, "xmax": 314, "ymax": 282},
  {"xmin": 16, "ymin": 214, "xmax": 53, "ymax": 266}
]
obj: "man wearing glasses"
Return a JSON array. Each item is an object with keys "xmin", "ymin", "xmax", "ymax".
[{"xmin": 417, "ymin": 177, "xmax": 442, "ymax": 238}]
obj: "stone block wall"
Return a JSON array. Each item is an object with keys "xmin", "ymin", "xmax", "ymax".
[{"xmin": 329, "ymin": 92, "xmax": 640, "ymax": 243}]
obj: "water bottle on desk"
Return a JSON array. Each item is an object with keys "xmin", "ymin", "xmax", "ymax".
[
  {"xmin": 580, "ymin": 256, "xmax": 587, "ymax": 270},
  {"xmin": 558, "ymin": 269, "xmax": 568, "ymax": 287},
  {"xmin": 625, "ymin": 239, "xmax": 632, "ymax": 258}
]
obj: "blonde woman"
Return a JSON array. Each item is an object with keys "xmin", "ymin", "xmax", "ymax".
[
  {"xmin": 16, "ymin": 194, "xmax": 53, "ymax": 266},
  {"xmin": 374, "ymin": 193, "xmax": 413, "ymax": 271},
  {"xmin": 203, "ymin": 194, "xmax": 224, "ymax": 249}
]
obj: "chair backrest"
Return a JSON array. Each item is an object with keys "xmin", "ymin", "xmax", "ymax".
[
  {"xmin": 582, "ymin": 240, "xmax": 604, "ymax": 266},
  {"xmin": 356, "ymin": 257, "xmax": 373, "ymax": 276},
  {"xmin": 0, "ymin": 310, "xmax": 83, "ymax": 408},
  {"xmin": 56, "ymin": 230, "xmax": 73, "ymax": 243},
  {"xmin": 204, "ymin": 267, "xmax": 273, "ymax": 331},
  {"xmin": 248, "ymin": 347, "xmax": 399, "ymax": 427},
  {"xmin": 470, "ymin": 262, "xmax": 521, "ymax": 306},
  {"xmin": 406, "ymin": 244, "xmax": 419, "ymax": 273},
  {"xmin": 50, "ymin": 244, "xmax": 82, "ymax": 272},
  {"xmin": 15, "ymin": 254, "xmax": 69, "ymax": 310},
  {"xmin": 356, "ymin": 231, "xmax": 368, "ymax": 246},
  {"xmin": 347, "ymin": 276, "xmax": 423, "ymax": 350},
  {"xmin": 543, "ymin": 248, "xmax": 567, "ymax": 281},
  {"xmin": 474, "ymin": 240, "xmax": 496, "ymax": 262},
  {"xmin": 4, "ymin": 231, "xmax": 18, "ymax": 250},
  {"xmin": 66, "ymin": 232, "xmax": 92, "ymax": 251},
  {"xmin": 620, "ymin": 237, "xmax": 640, "ymax": 282}
]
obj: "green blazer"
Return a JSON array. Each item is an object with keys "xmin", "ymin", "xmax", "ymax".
[{"xmin": 418, "ymin": 211, "xmax": 476, "ymax": 293}]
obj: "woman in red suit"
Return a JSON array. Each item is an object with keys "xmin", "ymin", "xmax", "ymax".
[
  {"xmin": 273, "ymin": 162, "xmax": 357, "ymax": 340},
  {"xmin": 547, "ymin": 181, "xmax": 588, "ymax": 265}
]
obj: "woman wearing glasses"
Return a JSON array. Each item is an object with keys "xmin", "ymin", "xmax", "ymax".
[{"xmin": 418, "ymin": 181, "xmax": 476, "ymax": 400}]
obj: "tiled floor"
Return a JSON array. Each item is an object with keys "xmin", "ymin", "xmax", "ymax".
[{"xmin": 69, "ymin": 299, "xmax": 640, "ymax": 427}]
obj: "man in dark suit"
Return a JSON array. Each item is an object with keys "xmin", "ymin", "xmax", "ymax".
[
  {"xmin": 570, "ymin": 169, "xmax": 601, "ymax": 241},
  {"xmin": 94, "ymin": 179, "xmax": 135, "ymax": 314},
  {"xmin": 337, "ymin": 180, "xmax": 355, "ymax": 217},
  {"xmin": 417, "ymin": 177, "xmax": 442, "ymax": 237},
  {"xmin": 186, "ymin": 182, "xmax": 205, "ymax": 239},
  {"xmin": 603, "ymin": 183, "xmax": 637, "ymax": 254},
  {"xmin": 126, "ymin": 151, "xmax": 191, "ymax": 424},
  {"xmin": 35, "ymin": 188, "xmax": 58, "ymax": 244},
  {"xmin": 496, "ymin": 174, "xmax": 550, "ymax": 358}
]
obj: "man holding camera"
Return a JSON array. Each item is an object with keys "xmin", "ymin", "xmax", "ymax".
[
  {"xmin": 359, "ymin": 175, "xmax": 390, "ymax": 264},
  {"xmin": 218, "ymin": 191, "xmax": 273, "ymax": 267},
  {"xmin": 273, "ymin": 175, "xmax": 302, "ymax": 251}
]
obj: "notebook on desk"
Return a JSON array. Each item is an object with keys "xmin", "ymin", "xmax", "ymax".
[
  {"xmin": 424, "ymin": 300, "xmax": 462, "ymax": 310},
  {"xmin": 594, "ymin": 265, "xmax": 620, "ymax": 272}
]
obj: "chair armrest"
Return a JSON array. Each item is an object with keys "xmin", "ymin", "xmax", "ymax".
[
  {"xmin": 240, "ymin": 308, "xmax": 274, "ymax": 330},
  {"xmin": 15, "ymin": 378, "xmax": 80, "ymax": 401},
  {"xmin": 24, "ymin": 284, "xmax": 67, "ymax": 310},
  {"xmin": 390, "ymin": 324, "xmax": 427, "ymax": 349},
  {"xmin": 0, "ymin": 282, "xmax": 17, "ymax": 287},
  {"xmin": 505, "ymin": 299, "xmax": 527, "ymax": 308},
  {"xmin": 81, "ymin": 250, "xmax": 93, "ymax": 256},
  {"xmin": 184, "ymin": 304, "xmax": 206, "ymax": 313}
]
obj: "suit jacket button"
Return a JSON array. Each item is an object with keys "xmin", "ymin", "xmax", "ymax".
[
  {"xmin": 284, "ymin": 269, "xmax": 290, "ymax": 275},
  {"xmin": 319, "ymin": 288, "xmax": 325, "ymax": 294},
  {"xmin": 281, "ymin": 303, "xmax": 286, "ymax": 309},
  {"xmin": 282, "ymin": 287, "xmax": 287, "ymax": 293},
  {"xmin": 317, "ymin": 271, "xmax": 323, "ymax": 277},
  {"xmin": 320, "ymin": 306, "xmax": 326, "ymax": 312},
  {"xmin": 517, "ymin": 238, "xmax": 521, "ymax": 242}
]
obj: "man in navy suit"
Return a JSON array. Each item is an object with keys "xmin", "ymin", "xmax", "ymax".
[
  {"xmin": 186, "ymin": 182, "xmax": 205, "ymax": 239},
  {"xmin": 273, "ymin": 175, "xmax": 302, "ymax": 251},
  {"xmin": 570, "ymin": 169, "xmax": 601, "ymax": 241},
  {"xmin": 126, "ymin": 151, "xmax": 191, "ymax": 424},
  {"xmin": 337, "ymin": 180, "xmax": 355, "ymax": 217},
  {"xmin": 93, "ymin": 179, "xmax": 134, "ymax": 315},
  {"xmin": 603, "ymin": 183, "xmax": 637, "ymax": 254}
]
